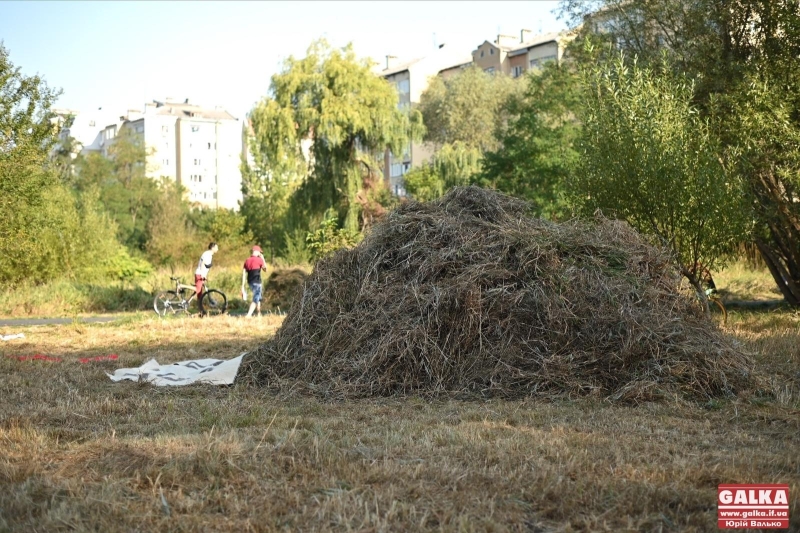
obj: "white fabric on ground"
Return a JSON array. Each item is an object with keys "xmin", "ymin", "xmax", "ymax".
[
  {"xmin": 2, "ymin": 333, "xmax": 25, "ymax": 341},
  {"xmin": 107, "ymin": 353, "xmax": 245, "ymax": 386}
]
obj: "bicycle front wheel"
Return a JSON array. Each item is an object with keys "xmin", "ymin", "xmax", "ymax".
[
  {"xmin": 199, "ymin": 289, "xmax": 227, "ymax": 316},
  {"xmin": 154, "ymin": 291, "xmax": 181, "ymax": 316}
]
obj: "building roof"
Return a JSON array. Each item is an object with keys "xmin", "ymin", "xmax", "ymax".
[
  {"xmin": 148, "ymin": 100, "xmax": 237, "ymax": 121},
  {"xmin": 438, "ymin": 55, "xmax": 474, "ymax": 73},
  {"xmin": 507, "ymin": 30, "xmax": 564, "ymax": 53},
  {"xmin": 379, "ymin": 57, "xmax": 424, "ymax": 77}
]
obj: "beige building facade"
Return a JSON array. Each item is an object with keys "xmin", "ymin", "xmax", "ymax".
[{"xmin": 472, "ymin": 30, "xmax": 571, "ymax": 78}]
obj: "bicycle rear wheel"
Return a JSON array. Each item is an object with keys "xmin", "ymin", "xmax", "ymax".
[
  {"xmin": 154, "ymin": 291, "xmax": 181, "ymax": 316},
  {"xmin": 199, "ymin": 289, "xmax": 227, "ymax": 316}
]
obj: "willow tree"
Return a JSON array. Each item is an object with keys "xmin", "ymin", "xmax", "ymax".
[{"xmin": 247, "ymin": 39, "xmax": 422, "ymax": 234}]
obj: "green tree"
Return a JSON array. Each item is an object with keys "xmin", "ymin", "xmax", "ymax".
[
  {"xmin": 0, "ymin": 44, "xmax": 61, "ymax": 284},
  {"xmin": 410, "ymin": 66, "xmax": 521, "ymax": 200},
  {"xmin": 714, "ymin": 80, "xmax": 800, "ymax": 304},
  {"xmin": 145, "ymin": 179, "xmax": 197, "ymax": 268},
  {"xmin": 413, "ymin": 65, "xmax": 522, "ymax": 201},
  {"xmin": 479, "ymin": 62, "xmax": 583, "ymax": 219},
  {"xmin": 190, "ymin": 206, "xmax": 253, "ymax": 258},
  {"xmin": 50, "ymin": 118, "xmax": 80, "ymax": 183},
  {"xmin": 239, "ymin": 148, "xmax": 298, "ymax": 261},
  {"xmin": 74, "ymin": 128, "xmax": 160, "ymax": 251},
  {"xmin": 305, "ymin": 209, "xmax": 361, "ymax": 263},
  {"xmin": 558, "ymin": 0, "xmax": 800, "ymax": 304},
  {"xmin": 571, "ymin": 56, "xmax": 751, "ymax": 308},
  {"xmin": 247, "ymin": 39, "xmax": 422, "ymax": 234},
  {"xmin": 403, "ymin": 164, "xmax": 442, "ymax": 203},
  {"xmin": 419, "ymin": 66, "xmax": 520, "ymax": 152}
]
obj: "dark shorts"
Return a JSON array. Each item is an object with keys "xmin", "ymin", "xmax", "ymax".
[{"xmin": 249, "ymin": 282, "xmax": 262, "ymax": 303}]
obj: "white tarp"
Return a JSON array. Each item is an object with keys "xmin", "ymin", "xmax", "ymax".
[{"xmin": 107, "ymin": 353, "xmax": 246, "ymax": 386}]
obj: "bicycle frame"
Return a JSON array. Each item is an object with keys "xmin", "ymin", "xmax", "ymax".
[{"xmin": 170, "ymin": 278, "xmax": 211, "ymax": 308}]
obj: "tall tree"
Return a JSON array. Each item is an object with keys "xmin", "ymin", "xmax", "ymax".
[
  {"xmin": 419, "ymin": 65, "xmax": 520, "ymax": 152},
  {"xmin": 145, "ymin": 179, "xmax": 197, "ymax": 268},
  {"xmin": 412, "ymin": 66, "xmax": 521, "ymax": 199},
  {"xmin": 247, "ymin": 39, "xmax": 422, "ymax": 233},
  {"xmin": 74, "ymin": 127, "xmax": 160, "ymax": 251},
  {"xmin": 239, "ymin": 147, "xmax": 298, "ymax": 261},
  {"xmin": 0, "ymin": 44, "xmax": 60, "ymax": 284},
  {"xmin": 559, "ymin": 0, "xmax": 800, "ymax": 304},
  {"xmin": 571, "ymin": 56, "xmax": 751, "ymax": 307},
  {"xmin": 479, "ymin": 62, "xmax": 583, "ymax": 220}
]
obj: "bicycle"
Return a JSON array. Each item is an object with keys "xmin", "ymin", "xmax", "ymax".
[{"xmin": 153, "ymin": 277, "xmax": 228, "ymax": 317}]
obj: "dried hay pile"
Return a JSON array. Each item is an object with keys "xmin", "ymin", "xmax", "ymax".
[
  {"xmin": 242, "ymin": 186, "xmax": 752, "ymax": 401},
  {"xmin": 262, "ymin": 268, "xmax": 309, "ymax": 312}
]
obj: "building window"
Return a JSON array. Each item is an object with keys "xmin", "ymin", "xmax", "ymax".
[
  {"xmin": 490, "ymin": 48, "xmax": 494, "ymax": 55},
  {"xmin": 208, "ymin": 142, "xmax": 211, "ymax": 149},
  {"xmin": 162, "ymin": 125, "xmax": 169, "ymax": 133},
  {"xmin": 163, "ymin": 159, "xmax": 169, "ymax": 166},
  {"xmin": 194, "ymin": 158, "xmax": 201, "ymax": 165},
  {"xmin": 191, "ymin": 125, "xmax": 200, "ymax": 132},
  {"xmin": 396, "ymin": 79, "xmax": 410, "ymax": 95},
  {"xmin": 485, "ymin": 67, "xmax": 495, "ymax": 74},
  {"xmin": 89, "ymin": 120, "xmax": 95, "ymax": 127},
  {"xmin": 530, "ymin": 55, "xmax": 558, "ymax": 69},
  {"xmin": 480, "ymin": 50, "xmax": 484, "ymax": 58},
  {"xmin": 213, "ymin": 192, "xmax": 217, "ymax": 199},
  {"xmin": 512, "ymin": 66, "xmax": 524, "ymax": 78}
]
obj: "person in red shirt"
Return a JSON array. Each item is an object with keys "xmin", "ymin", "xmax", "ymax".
[{"xmin": 242, "ymin": 245, "xmax": 268, "ymax": 317}]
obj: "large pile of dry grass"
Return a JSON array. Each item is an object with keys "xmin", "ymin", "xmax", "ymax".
[{"xmin": 242, "ymin": 186, "xmax": 753, "ymax": 401}]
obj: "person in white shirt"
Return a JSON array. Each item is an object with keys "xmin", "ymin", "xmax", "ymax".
[{"xmin": 195, "ymin": 242, "xmax": 219, "ymax": 297}]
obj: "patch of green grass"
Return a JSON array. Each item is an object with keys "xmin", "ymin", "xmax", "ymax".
[{"xmin": 715, "ymin": 260, "xmax": 783, "ymax": 301}]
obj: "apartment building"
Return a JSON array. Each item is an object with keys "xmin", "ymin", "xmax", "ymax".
[
  {"xmin": 56, "ymin": 100, "xmax": 243, "ymax": 210},
  {"xmin": 123, "ymin": 99, "xmax": 243, "ymax": 210},
  {"xmin": 377, "ymin": 45, "xmax": 472, "ymax": 195},
  {"xmin": 53, "ymin": 107, "xmax": 125, "ymax": 157},
  {"xmin": 472, "ymin": 29, "xmax": 573, "ymax": 78}
]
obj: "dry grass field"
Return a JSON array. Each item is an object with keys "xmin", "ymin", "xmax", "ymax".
[{"xmin": 0, "ymin": 309, "xmax": 798, "ymax": 532}]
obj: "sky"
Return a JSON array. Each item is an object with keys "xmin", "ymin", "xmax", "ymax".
[{"xmin": 0, "ymin": 1, "xmax": 568, "ymax": 121}]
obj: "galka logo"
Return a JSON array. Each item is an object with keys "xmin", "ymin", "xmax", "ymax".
[{"xmin": 718, "ymin": 484, "xmax": 790, "ymax": 529}]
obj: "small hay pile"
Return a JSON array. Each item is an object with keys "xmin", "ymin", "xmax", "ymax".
[
  {"xmin": 242, "ymin": 186, "xmax": 752, "ymax": 401},
  {"xmin": 262, "ymin": 268, "xmax": 309, "ymax": 312}
]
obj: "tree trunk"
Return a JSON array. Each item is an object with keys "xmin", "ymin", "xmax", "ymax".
[
  {"xmin": 682, "ymin": 266, "xmax": 710, "ymax": 317},
  {"xmin": 752, "ymin": 170, "xmax": 800, "ymax": 307},
  {"xmin": 756, "ymin": 238, "xmax": 800, "ymax": 306}
]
